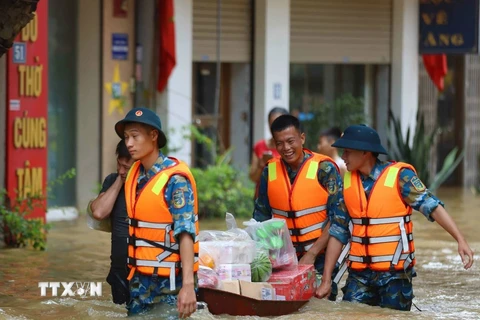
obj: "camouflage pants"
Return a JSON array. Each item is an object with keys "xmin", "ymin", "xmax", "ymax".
[
  {"xmin": 126, "ymin": 273, "xmax": 181, "ymax": 317},
  {"xmin": 342, "ymin": 269, "xmax": 414, "ymax": 311}
]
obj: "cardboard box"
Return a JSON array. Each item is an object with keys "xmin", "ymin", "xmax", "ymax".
[
  {"xmin": 220, "ymin": 280, "xmax": 241, "ymax": 295},
  {"xmin": 217, "ymin": 264, "xmax": 252, "ymax": 282},
  {"xmin": 267, "ymin": 265, "xmax": 316, "ymax": 301},
  {"xmin": 239, "ymin": 280, "xmax": 276, "ymax": 300}
]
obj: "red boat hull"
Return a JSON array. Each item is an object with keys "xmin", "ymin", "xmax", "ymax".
[{"xmin": 197, "ymin": 287, "xmax": 309, "ymax": 316}]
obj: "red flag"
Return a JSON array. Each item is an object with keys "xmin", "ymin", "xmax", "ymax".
[
  {"xmin": 422, "ymin": 54, "xmax": 448, "ymax": 92},
  {"xmin": 157, "ymin": 0, "xmax": 176, "ymax": 92}
]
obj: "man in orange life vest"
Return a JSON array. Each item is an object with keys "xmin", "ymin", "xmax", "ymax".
[
  {"xmin": 253, "ymin": 114, "xmax": 347, "ymax": 300},
  {"xmin": 315, "ymin": 124, "xmax": 474, "ymax": 311},
  {"xmin": 115, "ymin": 107, "xmax": 199, "ymax": 318}
]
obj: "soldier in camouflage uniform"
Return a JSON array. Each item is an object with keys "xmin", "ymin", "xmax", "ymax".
[
  {"xmin": 253, "ymin": 115, "xmax": 347, "ymax": 301},
  {"xmin": 315, "ymin": 124, "xmax": 474, "ymax": 311},
  {"xmin": 115, "ymin": 108, "xmax": 198, "ymax": 318}
]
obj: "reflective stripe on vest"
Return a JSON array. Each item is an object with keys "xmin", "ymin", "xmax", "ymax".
[
  {"xmin": 129, "ymin": 214, "xmax": 199, "ymax": 230},
  {"xmin": 333, "ymin": 221, "xmax": 353, "ymax": 284},
  {"xmin": 130, "ymin": 240, "xmax": 178, "ymax": 249},
  {"xmin": 302, "ymin": 242, "xmax": 314, "ymax": 252},
  {"xmin": 128, "ymin": 219, "xmax": 170, "ymax": 229},
  {"xmin": 351, "ymin": 215, "xmax": 411, "ymax": 226},
  {"xmin": 351, "ymin": 233, "xmax": 413, "ymax": 245},
  {"xmin": 348, "ymin": 252, "xmax": 414, "ymax": 264},
  {"xmin": 289, "ymin": 220, "xmax": 328, "ymax": 236},
  {"xmin": 128, "ymin": 238, "xmax": 199, "ymax": 248},
  {"xmin": 127, "ymin": 257, "xmax": 200, "ymax": 290},
  {"xmin": 272, "ymin": 205, "xmax": 328, "ymax": 218}
]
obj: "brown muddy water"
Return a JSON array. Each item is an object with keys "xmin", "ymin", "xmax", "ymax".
[{"xmin": 0, "ymin": 187, "xmax": 479, "ymax": 319}]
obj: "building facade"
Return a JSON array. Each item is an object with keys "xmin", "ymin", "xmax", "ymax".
[{"xmin": 0, "ymin": 0, "xmax": 478, "ymax": 217}]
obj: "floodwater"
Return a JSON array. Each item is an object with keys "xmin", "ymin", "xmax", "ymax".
[{"xmin": 0, "ymin": 187, "xmax": 479, "ymax": 320}]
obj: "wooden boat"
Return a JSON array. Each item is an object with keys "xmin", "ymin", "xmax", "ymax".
[{"xmin": 197, "ymin": 287, "xmax": 309, "ymax": 316}]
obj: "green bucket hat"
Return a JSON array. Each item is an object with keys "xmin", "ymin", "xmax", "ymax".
[{"xmin": 114, "ymin": 107, "xmax": 167, "ymax": 148}]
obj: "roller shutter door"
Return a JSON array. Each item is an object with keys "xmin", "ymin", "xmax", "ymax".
[
  {"xmin": 193, "ymin": 0, "xmax": 252, "ymax": 62},
  {"xmin": 290, "ymin": 0, "xmax": 392, "ymax": 64}
]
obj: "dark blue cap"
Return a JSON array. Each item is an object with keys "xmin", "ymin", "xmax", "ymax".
[
  {"xmin": 332, "ymin": 124, "xmax": 387, "ymax": 154},
  {"xmin": 115, "ymin": 107, "xmax": 167, "ymax": 148}
]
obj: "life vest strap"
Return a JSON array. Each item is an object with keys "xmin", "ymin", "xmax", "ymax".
[
  {"xmin": 349, "ymin": 252, "xmax": 415, "ymax": 265},
  {"xmin": 128, "ymin": 218, "xmax": 172, "ymax": 230},
  {"xmin": 272, "ymin": 204, "xmax": 327, "ymax": 219},
  {"xmin": 351, "ymin": 233, "xmax": 413, "ymax": 245},
  {"xmin": 391, "ymin": 232, "xmax": 414, "ymax": 266},
  {"xmin": 290, "ymin": 220, "xmax": 328, "ymax": 236},
  {"xmin": 333, "ymin": 221, "xmax": 353, "ymax": 283},
  {"xmin": 127, "ymin": 257, "xmax": 180, "ymax": 268},
  {"xmin": 333, "ymin": 259, "xmax": 349, "ymax": 284},
  {"xmin": 127, "ymin": 258, "xmax": 180, "ymax": 291},
  {"xmin": 351, "ymin": 215, "xmax": 411, "ymax": 226},
  {"xmin": 127, "ymin": 236, "xmax": 180, "ymax": 253},
  {"xmin": 128, "ymin": 215, "xmax": 199, "ymax": 229}
]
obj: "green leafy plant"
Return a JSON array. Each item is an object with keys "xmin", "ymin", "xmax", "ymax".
[
  {"xmin": 388, "ymin": 109, "xmax": 464, "ymax": 192},
  {"xmin": 1, "ymin": 190, "xmax": 49, "ymax": 250},
  {"xmin": 300, "ymin": 94, "xmax": 366, "ymax": 150},
  {"xmin": 191, "ymin": 147, "xmax": 255, "ymax": 219},
  {"xmin": 163, "ymin": 125, "xmax": 213, "ymax": 155},
  {"xmin": 162, "ymin": 125, "xmax": 254, "ymax": 218},
  {"xmin": 0, "ymin": 168, "xmax": 76, "ymax": 250}
]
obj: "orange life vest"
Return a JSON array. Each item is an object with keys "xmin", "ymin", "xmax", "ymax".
[
  {"xmin": 125, "ymin": 158, "xmax": 199, "ymax": 290},
  {"xmin": 267, "ymin": 150, "xmax": 336, "ymax": 256},
  {"xmin": 343, "ymin": 162, "xmax": 416, "ymax": 272}
]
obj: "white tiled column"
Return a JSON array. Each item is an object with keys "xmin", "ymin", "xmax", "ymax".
[
  {"xmin": 157, "ymin": 0, "xmax": 193, "ymax": 165},
  {"xmin": 391, "ymin": 0, "xmax": 419, "ymax": 140},
  {"xmin": 253, "ymin": 0, "xmax": 290, "ymax": 143}
]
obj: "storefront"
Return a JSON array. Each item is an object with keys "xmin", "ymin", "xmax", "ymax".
[
  {"xmin": 289, "ymin": 0, "xmax": 393, "ymax": 147},
  {"xmin": 4, "ymin": 0, "xmax": 49, "ymax": 220},
  {"xmin": 419, "ymin": 0, "xmax": 480, "ymax": 187},
  {"xmin": 2, "ymin": 0, "xmax": 479, "ymax": 218}
]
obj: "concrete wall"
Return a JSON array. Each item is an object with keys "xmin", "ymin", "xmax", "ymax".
[
  {"xmin": 101, "ymin": 0, "xmax": 136, "ymax": 177},
  {"xmin": 76, "ymin": 0, "xmax": 101, "ymax": 210}
]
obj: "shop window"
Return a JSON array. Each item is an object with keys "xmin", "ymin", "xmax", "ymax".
[
  {"xmin": 192, "ymin": 62, "xmax": 231, "ymax": 168},
  {"xmin": 289, "ymin": 64, "xmax": 366, "ymax": 149}
]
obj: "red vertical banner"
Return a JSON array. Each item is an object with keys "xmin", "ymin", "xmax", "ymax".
[{"xmin": 6, "ymin": 0, "xmax": 48, "ymax": 221}]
